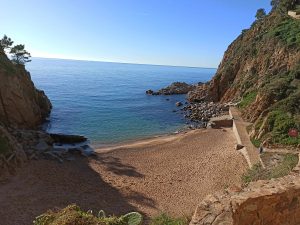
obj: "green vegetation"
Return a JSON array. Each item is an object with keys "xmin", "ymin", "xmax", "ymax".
[
  {"xmin": 0, "ymin": 35, "xmax": 13, "ymax": 51},
  {"xmin": 238, "ymin": 91, "xmax": 257, "ymax": 109},
  {"xmin": 0, "ymin": 136, "xmax": 10, "ymax": 156},
  {"xmin": 268, "ymin": 18, "xmax": 300, "ymax": 48},
  {"xmin": 265, "ymin": 110, "xmax": 300, "ymax": 146},
  {"xmin": 0, "ymin": 35, "xmax": 31, "ymax": 65},
  {"xmin": 271, "ymin": 0, "xmax": 280, "ymax": 9},
  {"xmin": 10, "ymin": 44, "xmax": 31, "ymax": 65},
  {"xmin": 271, "ymin": 0, "xmax": 298, "ymax": 12},
  {"xmin": 242, "ymin": 153, "xmax": 298, "ymax": 184},
  {"xmin": 251, "ymin": 138, "xmax": 262, "ymax": 148},
  {"xmin": 256, "ymin": 8, "xmax": 267, "ymax": 20},
  {"xmin": 33, "ymin": 205, "xmax": 143, "ymax": 225},
  {"xmin": 242, "ymin": 164, "xmax": 263, "ymax": 184},
  {"xmin": 33, "ymin": 205, "xmax": 190, "ymax": 225},
  {"xmin": 149, "ymin": 214, "xmax": 189, "ymax": 225}
]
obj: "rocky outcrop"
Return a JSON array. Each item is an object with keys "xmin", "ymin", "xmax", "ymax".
[
  {"xmin": 190, "ymin": 170, "xmax": 300, "ymax": 225},
  {"xmin": 0, "ymin": 125, "xmax": 27, "ymax": 178},
  {"xmin": 0, "ymin": 44, "xmax": 52, "ymax": 177},
  {"xmin": 0, "ymin": 51, "xmax": 52, "ymax": 129},
  {"xmin": 147, "ymin": 82, "xmax": 198, "ymax": 95},
  {"xmin": 11, "ymin": 129, "xmax": 95, "ymax": 163}
]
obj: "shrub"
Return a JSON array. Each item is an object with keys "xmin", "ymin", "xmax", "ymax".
[
  {"xmin": 242, "ymin": 153, "xmax": 298, "ymax": 184},
  {"xmin": 239, "ymin": 91, "xmax": 257, "ymax": 109},
  {"xmin": 33, "ymin": 205, "xmax": 142, "ymax": 225},
  {"xmin": 150, "ymin": 214, "xmax": 189, "ymax": 225},
  {"xmin": 268, "ymin": 18, "xmax": 300, "ymax": 48},
  {"xmin": 265, "ymin": 110, "xmax": 300, "ymax": 145},
  {"xmin": 242, "ymin": 164, "xmax": 264, "ymax": 184}
]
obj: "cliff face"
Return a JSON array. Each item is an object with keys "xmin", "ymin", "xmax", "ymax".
[
  {"xmin": 0, "ymin": 50, "xmax": 52, "ymax": 129},
  {"xmin": 189, "ymin": 1, "xmax": 300, "ymax": 146}
]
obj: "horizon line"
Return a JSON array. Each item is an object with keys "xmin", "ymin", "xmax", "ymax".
[{"xmin": 31, "ymin": 56, "xmax": 218, "ymax": 70}]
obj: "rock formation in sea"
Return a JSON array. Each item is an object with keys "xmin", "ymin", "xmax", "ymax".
[{"xmin": 146, "ymin": 82, "xmax": 198, "ymax": 95}]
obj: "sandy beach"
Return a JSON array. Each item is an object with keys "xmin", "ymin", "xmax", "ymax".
[{"xmin": 0, "ymin": 128, "xmax": 247, "ymax": 225}]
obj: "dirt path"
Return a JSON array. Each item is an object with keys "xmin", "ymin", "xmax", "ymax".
[{"xmin": 0, "ymin": 129, "xmax": 247, "ymax": 225}]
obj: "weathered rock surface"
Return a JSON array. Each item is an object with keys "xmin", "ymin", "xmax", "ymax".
[
  {"xmin": 147, "ymin": 82, "xmax": 198, "ymax": 95},
  {"xmin": 190, "ymin": 170, "xmax": 300, "ymax": 225},
  {"xmin": 0, "ymin": 51, "xmax": 52, "ymax": 128}
]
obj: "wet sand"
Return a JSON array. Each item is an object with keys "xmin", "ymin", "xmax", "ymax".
[{"xmin": 0, "ymin": 128, "xmax": 247, "ymax": 225}]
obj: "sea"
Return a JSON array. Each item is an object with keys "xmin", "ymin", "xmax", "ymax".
[{"xmin": 27, "ymin": 58, "xmax": 216, "ymax": 146}]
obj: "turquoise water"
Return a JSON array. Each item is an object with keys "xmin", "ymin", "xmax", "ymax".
[{"xmin": 28, "ymin": 58, "xmax": 216, "ymax": 145}]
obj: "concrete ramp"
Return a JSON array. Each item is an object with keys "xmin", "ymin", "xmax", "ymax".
[{"xmin": 229, "ymin": 107, "xmax": 262, "ymax": 168}]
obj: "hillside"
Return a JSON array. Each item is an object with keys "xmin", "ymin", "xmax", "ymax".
[{"xmin": 189, "ymin": 0, "xmax": 300, "ymax": 147}]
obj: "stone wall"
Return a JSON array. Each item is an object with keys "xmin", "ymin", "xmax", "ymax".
[{"xmin": 190, "ymin": 160, "xmax": 300, "ymax": 225}]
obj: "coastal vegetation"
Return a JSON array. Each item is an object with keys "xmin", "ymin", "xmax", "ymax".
[
  {"xmin": 33, "ymin": 205, "xmax": 143, "ymax": 225},
  {"xmin": 0, "ymin": 35, "xmax": 31, "ymax": 65},
  {"xmin": 255, "ymin": 8, "xmax": 267, "ymax": 20},
  {"xmin": 238, "ymin": 91, "xmax": 257, "ymax": 109},
  {"xmin": 149, "ymin": 214, "xmax": 189, "ymax": 225},
  {"xmin": 242, "ymin": 153, "xmax": 298, "ymax": 184},
  {"xmin": 33, "ymin": 205, "xmax": 189, "ymax": 225}
]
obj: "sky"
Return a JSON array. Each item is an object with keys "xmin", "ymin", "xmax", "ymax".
[{"xmin": 0, "ymin": 0, "xmax": 271, "ymax": 68}]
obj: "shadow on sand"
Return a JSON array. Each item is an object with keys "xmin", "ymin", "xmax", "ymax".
[
  {"xmin": 96, "ymin": 155, "xmax": 145, "ymax": 178},
  {"xmin": 0, "ymin": 155, "xmax": 156, "ymax": 225}
]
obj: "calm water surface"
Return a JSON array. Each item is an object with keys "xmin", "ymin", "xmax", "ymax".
[{"xmin": 27, "ymin": 58, "xmax": 216, "ymax": 145}]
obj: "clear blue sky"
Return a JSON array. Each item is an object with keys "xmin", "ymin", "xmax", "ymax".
[{"xmin": 0, "ymin": 0, "xmax": 271, "ymax": 67}]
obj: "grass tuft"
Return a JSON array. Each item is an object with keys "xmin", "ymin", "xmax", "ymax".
[
  {"xmin": 242, "ymin": 153, "xmax": 298, "ymax": 184},
  {"xmin": 239, "ymin": 91, "xmax": 257, "ymax": 109},
  {"xmin": 150, "ymin": 214, "xmax": 189, "ymax": 225}
]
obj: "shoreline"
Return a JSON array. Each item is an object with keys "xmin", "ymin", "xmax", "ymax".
[{"xmin": 93, "ymin": 128, "xmax": 191, "ymax": 153}]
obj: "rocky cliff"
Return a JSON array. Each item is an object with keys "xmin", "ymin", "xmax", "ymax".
[
  {"xmin": 0, "ymin": 43, "xmax": 52, "ymax": 176},
  {"xmin": 189, "ymin": 0, "xmax": 300, "ymax": 146},
  {"xmin": 0, "ymin": 49, "xmax": 52, "ymax": 129}
]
